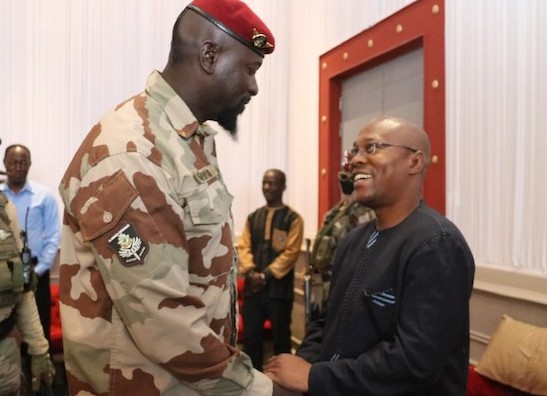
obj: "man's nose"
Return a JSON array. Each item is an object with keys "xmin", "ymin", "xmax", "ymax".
[{"xmin": 249, "ymin": 76, "xmax": 258, "ymax": 97}]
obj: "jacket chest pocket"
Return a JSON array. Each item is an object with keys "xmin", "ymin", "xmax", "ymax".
[
  {"xmin": 271, "ymin": 228, "xmax": 288, "ymax": 252},
  {"xmin": 183, "ymin": 180, "xmax": 233, "ymax": 226},
  {"xmin": 362, "ymin": 287, "xmax": 398, "ymax": 340}
]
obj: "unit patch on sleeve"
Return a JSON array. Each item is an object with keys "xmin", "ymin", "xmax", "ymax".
[{"xmin": 108, "ymin": 223, "xmax": 149, "ymax": 266}]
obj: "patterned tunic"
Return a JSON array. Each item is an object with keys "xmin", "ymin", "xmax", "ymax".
[{"xmin": 58, "ymin": 71, "xmax": 271, "ymax": 395}]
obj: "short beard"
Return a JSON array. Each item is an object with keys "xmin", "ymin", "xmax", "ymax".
[{"xmin": 217, "ymin": 107, "xmax": 240, "ymax": 141}]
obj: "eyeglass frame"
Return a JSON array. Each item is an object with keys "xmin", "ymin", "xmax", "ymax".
[{"xmin": 349, "ymin": 141, "xmax": 418, "ymax": 158}]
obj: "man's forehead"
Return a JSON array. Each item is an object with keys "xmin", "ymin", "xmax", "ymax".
[
  {"xmin": 263, "ymin": 172, "xmax": 282, "ymax": 181},
  {"xmin": 263, "ymin": 173, "xmax": 277, "ymax": 180},
  {"xmin": 358, "ymin": 119, "xmax": 401, "ymax": 140},
  {"xmin": 8, "ymin": 147, "xmax": 29, "ymax": 156},
  {"xmin": 356, "ymin": 127, "xmax": 383, "ymax": 143}
]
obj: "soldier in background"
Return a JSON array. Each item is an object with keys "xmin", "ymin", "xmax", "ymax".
[
  {"xmin": 0, "ymin": 191, "xmax": 54, "ymax": 395},
  {"xmin": 308, "ymin": 151, "xmax": 374, "ymax": 319}
]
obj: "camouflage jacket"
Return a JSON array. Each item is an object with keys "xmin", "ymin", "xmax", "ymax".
[
  {"xmin": 0, "ymin": 196, "xmax": 24, "ymax": 326},
  {"xmin": 1, "ymin": 194, "xmax": 49, "ymax": 393},
  {"xmin": 58, "ymin": 71, "xmax": 271, "ymax": 395},
  {"xmin": 311, "ymin": 199, "xmax": 374, "ymax": 272}
]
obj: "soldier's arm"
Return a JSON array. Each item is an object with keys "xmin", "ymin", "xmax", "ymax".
[{"xmin": 15, "ymin": 291, "xmax": 49, "ymax": 355}]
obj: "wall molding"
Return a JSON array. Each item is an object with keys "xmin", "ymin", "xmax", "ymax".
[
  {"xmin": 473, "ymin": 264, "xmax": 547, "ymax": 306},
  {"xmin": 469, "ymin": 329, "xmax": 490, "ymax": 346},
  {"xmin": 469, "ymin": 265, "xmax": 547, "ymax": 362}
]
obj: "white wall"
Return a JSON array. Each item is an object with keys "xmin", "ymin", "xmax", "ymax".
[{"xmin": 1, "ymin": 0, "xmax": 545, "ymax": 277}]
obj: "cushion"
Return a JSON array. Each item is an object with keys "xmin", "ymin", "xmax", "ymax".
[
  {"xmin": 475, "ymin": 315, "xmax": 547, "ymax": 395},
  {"xmin": 467, "ymin": 365, "xmax": 533, "ymax": 396}
]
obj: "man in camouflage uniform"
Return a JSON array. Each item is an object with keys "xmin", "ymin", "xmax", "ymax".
[
  {"xmin": 58, "ymin": 0, "xmax": 280, "ymax": 395},
  {"xmin": 0, "ymin": 191, "xmax": 54, "ymax": 395}
]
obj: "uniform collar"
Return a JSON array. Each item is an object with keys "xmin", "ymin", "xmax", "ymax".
[{"xmin": 145, "ymin": 71, "xmax": 218, "ymax": 140}]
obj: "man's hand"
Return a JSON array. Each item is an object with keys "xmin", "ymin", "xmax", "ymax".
[
  {"xmin": 30, "ymin": 352, "xmax": 55, "ymax": 392},
  {"xmin": 248, "ymin": 271, "xmax": 266, "ymax": 293},
  {"xmin": 264, "ymin": 353, "xmax": 311, "ymax": 393},
  {"xmin": 273, "ymin": 381, "xmax": 303, "ymax": 396}
]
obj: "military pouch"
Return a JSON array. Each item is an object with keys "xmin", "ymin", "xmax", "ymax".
[
  {"xmin": 10, "ymin": 259, "xmax": 24, "ymax": 293},
  {"xmin": 0, "ymin": 261, "xmax": 15, "ymax": 293},
  {"xmin": 0, "ymin": 260, "xmax": 23, "ymax": 308}
]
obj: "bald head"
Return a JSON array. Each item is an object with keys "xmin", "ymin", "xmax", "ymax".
[
  {"xmin": 264, "ymin": 168, "xmax": 286, "ymax": 185},
  {"xmin": 366, "ymin": 115, "xmax": 431, "ymax": 175}
]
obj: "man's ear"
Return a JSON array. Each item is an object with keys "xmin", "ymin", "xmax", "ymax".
[
  {"xmin": 408, "ymin": 151, "xmax": 425, "ymax": 175},
  {"xmin": 200, "ymin": 42, "xmax": 217, "ymax": 74}
]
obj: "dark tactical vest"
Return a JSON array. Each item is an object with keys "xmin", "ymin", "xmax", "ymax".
[
  {"xmin": 245, "ymin": 206, "xmax": 299, "ymax": 300},
  {"xmin": 0, "ymin": 192, "xmax": 28, "ymax": 338}
]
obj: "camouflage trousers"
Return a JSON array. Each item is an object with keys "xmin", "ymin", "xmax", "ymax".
[{"xmin": 0, "ymin": 335, "xmax": 23, "ymax": 396}]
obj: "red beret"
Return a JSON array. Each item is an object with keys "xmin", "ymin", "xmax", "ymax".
[{"xmin": 187, "ymin": 0, "xmax": 275, "ymax": 57}]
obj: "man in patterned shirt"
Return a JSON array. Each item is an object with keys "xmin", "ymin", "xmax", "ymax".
[
  {"xmin": 58, "ymin": 0, "xmax": 281, "ymax": 394},
  {"xmin": 238, "ymin": 169, "xmax": 304, "ymax": 371}
]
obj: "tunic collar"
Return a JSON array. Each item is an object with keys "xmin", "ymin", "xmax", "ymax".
[{"xmin": 144, "ymin": 71, "xmax": 218, "ymax": 140}]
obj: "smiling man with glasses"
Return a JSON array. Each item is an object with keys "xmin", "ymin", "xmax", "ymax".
[{"xmin": 265, "ymin": 115, "xmax": 475, "ymax": 396}]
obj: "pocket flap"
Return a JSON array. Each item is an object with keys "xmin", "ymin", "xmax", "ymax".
[{"xmin": 79, "ymin": 170, "xmax": 138, "ymax": 241}]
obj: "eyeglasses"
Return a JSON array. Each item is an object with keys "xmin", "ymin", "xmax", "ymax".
[{"xmin": 349, "ymin": 141, "xmax": 418, "ymax": 157}]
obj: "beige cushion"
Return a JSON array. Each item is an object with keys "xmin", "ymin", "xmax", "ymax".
[{"xmin": 475, "ymin": 315, "xmax": 547, "ymax": 395}]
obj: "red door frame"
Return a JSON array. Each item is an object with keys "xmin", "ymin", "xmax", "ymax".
[{"xmin": 318, "ymin": 0, "xmax": 445, "ymax": 224}]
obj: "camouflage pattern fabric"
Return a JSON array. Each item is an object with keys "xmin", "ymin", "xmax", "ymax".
[
  {"xmin": 311, "ymin": 200, "xmax": 375, "ymax": 273},
  {"xmin": 0, "ymin": 194, "xmax": 20, "ymax": 395},
  {"xmin": 58, "ymin": 71, "xmax": 272, "ymax": 395},
  {"xmin": 0, "ymin": 335, "xmax": 22, "ymax": 395},
  {"xmin": 309, "ymin": 199, "xmax": 374, "ymax": 320},
  {"xmin": 0, "ymin": 194, "xmax": 49, "ymax": 394}
]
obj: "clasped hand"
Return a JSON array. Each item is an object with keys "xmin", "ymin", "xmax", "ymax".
[
  {"xmin": 248, "ymin": 271, "xmax": 266, "ymax": 293},
  {"xmin": 264, "ymin": 353, "xmax": 311, "ymax": 395}
]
